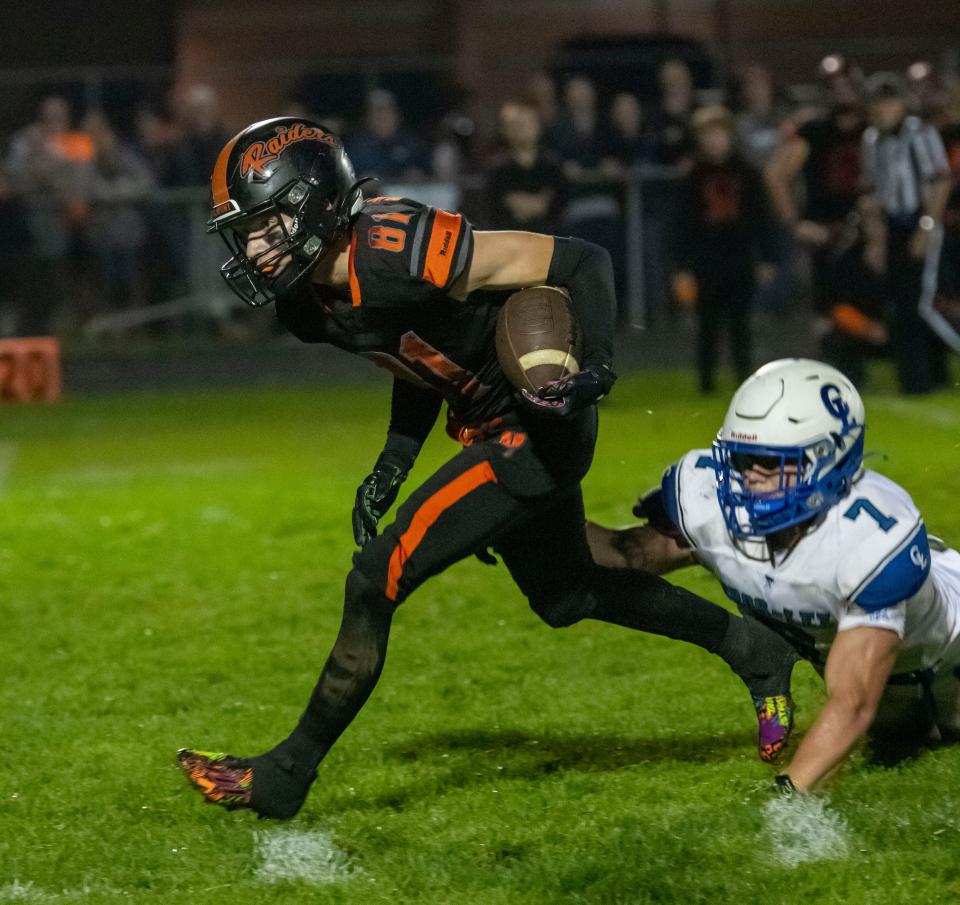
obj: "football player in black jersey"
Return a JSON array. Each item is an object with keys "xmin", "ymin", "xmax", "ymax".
[{"xmin": 177, "ymin": 118, "xmax": 797, "ymax": 818}]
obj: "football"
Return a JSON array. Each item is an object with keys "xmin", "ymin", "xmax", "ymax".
[{"xmin": 495, "ymin": 285, "xmax": 583, "ymax": 395}]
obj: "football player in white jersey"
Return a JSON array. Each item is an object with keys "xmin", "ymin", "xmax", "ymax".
[{"xmin": 588, "ymin": 358, "xmax": 960, "ymax": 791}]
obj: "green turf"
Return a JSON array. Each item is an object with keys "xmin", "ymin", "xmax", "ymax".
[{"xmin": 1, "ymin": 368, "xmax": 959, "ymax": 904}]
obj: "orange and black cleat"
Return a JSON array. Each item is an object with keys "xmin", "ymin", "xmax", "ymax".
[
  {"xmin": 177, "ymin": 749, "xmax": 255, "ymax": 810},
  {"xmin": 754, "ymin": 694, "xmax": 795, "ymax": 764},
  {"xmin": 176, "ymin": 747, "xmax": 316, "ymax": 819}
]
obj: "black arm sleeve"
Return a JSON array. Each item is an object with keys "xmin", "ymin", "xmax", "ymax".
[
  {"xmin": 546, "ymin": 236, "xmax": 616, "ymax": 369},
  {"xmin": 376, "ymin": 378, "xmax": 443, "ymax": 471}
]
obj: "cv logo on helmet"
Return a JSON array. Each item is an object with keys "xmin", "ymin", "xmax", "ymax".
[
  {"xmin": 820, "ymin": 383, "xmax": 852, "ymax": 430},
  {"xmin": 239, "ymin": 123, "xmax": 338, "ymax": 180}
]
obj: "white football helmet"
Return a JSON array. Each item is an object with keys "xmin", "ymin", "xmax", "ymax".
[{"xmin": 713, "ymin": 358, "xmax": 866, "ymax": 539}]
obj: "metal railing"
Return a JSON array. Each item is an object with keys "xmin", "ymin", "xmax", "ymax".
[{"xmin": 23, "ymin": 167, "xmax": 686, "ymax": 339}]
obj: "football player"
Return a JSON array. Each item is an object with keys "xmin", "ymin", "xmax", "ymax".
[
  {"xmin": 588, "ymin": 358, "xmax": 960, "ymax": 789},
  {"xmin": 177, "ymin": 118, "xmax": 796, "ymax": 818}
]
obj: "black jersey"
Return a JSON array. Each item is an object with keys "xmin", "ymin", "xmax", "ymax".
[
  {"xmin": 679, "ymin": 155, "xmax": 772, "ymax": 272},
  {"xmin": 275, "ymin": 197, "xmax": 515, "ymax": 430},
  {"xmin": 798, "ymin": 117, "xmax": 864, "ymax": 224}
]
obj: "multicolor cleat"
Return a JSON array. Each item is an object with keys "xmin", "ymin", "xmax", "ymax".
[
  {"xmin": 176, "ymin": 749, "xmax": 254, "ymax": 810},
  {"xmin": 754, "ymin": 694, "xmax": 794, "ymax": 763}
]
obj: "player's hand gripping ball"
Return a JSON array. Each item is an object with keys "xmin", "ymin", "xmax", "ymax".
[
  {"xmin": 533, "ymin": 364, "xmax": 617, "ymax": 416},
  {"xmin": 496, "ymin": 286, "xmax": 612, "ymax": 416}
]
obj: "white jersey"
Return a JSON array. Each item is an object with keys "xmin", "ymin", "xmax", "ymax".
[{"xmin": 663, "ymin": 449, "xmax": 960, "ymax": 675}]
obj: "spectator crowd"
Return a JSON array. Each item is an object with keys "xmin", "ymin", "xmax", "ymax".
[{"xmin": 1, "ymin": 53, "xmax": 959, "ymax": 395}]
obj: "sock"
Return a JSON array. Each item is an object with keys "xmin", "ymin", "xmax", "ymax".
[
  {"xmin": 716, "ymin": 612, "xmax": 799, "ymax": 696},
  {"xmin": 587, "ymin": 566, "xmax": 796, "ymax": 695},
  {"xmin": 267, "ymin": 569, "xmax": 394, "ymax": 775},
  {"xmin": 589, "ymin": 565, "xmax": 731, "ymax": 648}
]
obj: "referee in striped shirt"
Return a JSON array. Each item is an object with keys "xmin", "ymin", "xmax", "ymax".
[{"xmin": 861, "ymin": 72, "xmax": 952, "ymax": 393}]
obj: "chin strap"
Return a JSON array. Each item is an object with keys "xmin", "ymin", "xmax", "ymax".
[
  {"xmin": 337, "ymin": 177, "xmax": 378, "ymax": 229},
  {"xmin": 298, "ymin": 177, "xmax": 379, "ymax": 263}
]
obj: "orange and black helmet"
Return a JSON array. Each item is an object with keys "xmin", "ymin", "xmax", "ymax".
[{"xmin": 208, "ymin": 117, "xmax": 368, "ymax": 306}]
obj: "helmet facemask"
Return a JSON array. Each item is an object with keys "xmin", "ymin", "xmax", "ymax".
[
  {"xmin": 713, "ymin": 427, "xmax": 864, "ymax": 541},
  {"xmin": 208, "ymin": 118, "xmax": 372, "ymax": 306},
  {"xmin": 215, "ymin": 181, "xmax": 340, "ymax": 307},
  {"xmin": 711, "ymin": 360, "xmax": 867, "ymax": 544}
]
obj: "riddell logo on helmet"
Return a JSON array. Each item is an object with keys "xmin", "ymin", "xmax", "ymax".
[
  {"xmin": 730, "ymin": 431, "xmax": 758, "ymax": 441},
  {"xmin": 239, "ymin": 124, "xmax": 337, "ymax": 179}
]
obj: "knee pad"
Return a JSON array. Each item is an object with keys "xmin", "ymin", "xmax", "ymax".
[{"xmin": 528, "ymin": 581, "xmax": 598, "ymax": 628}]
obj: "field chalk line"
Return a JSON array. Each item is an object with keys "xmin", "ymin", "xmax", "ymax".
[
  {"xmin": 254, "ymin": 828, "xmax": 360, "ymax": 885},
  {"xmin": 762, "ymin": 795, "xmax": 851, "ymax": 867}
]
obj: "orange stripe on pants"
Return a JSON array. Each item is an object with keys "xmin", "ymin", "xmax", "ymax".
[{"xmin": 385, "ymin": 460, "xmax": 497, "ymax": 601}]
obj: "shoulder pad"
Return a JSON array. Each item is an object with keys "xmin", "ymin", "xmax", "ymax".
[
  {"xmin": 662, "ymin": 449, "xmax": 718, "ymax": 549},
  {"xmin": 836, "ymin": 472, "xmax": 930, "ymax": 610},
  {"xmin": 848, "ymin": 521, "xmax": 930, "ymax": 611},
  {"xmin": 350, "ymin": 200, "xmax": 474, "ymax": 308}
]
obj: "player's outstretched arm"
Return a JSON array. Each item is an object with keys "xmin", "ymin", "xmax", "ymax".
[
  {"xmin": 586, "ymin": 522, "xmax": 696, "ymax": 574},
  {"xmin": 454, "ymin": 230, "xmax": 617, "ymax": 415},
  {"xmin": 780, "ymin": 625, "xmax": 898, "ymax": 791}
]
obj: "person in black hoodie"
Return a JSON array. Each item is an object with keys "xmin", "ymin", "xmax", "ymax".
[{"xmin": 675, "ymin": 106, "xmax": 774, "ymax": 393}]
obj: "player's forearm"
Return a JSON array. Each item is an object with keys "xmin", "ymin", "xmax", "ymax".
[
  {"xmin": 783, "ymin": 694, "xmax": 877, "ymax": 790},
  {"xmin": 784, "ymin": 628, "xmax": 897, "ymax": 790},
  {"xmin": 380, "ymin": 379, "xmax": 442, "ymax": 469},
  {"xmin": 547, "ymin": 237, "xmax": 616, "ymax": 369},
  {"xmin": 586, "ymin": 523, "xmax": 694, "ymax": 574}
]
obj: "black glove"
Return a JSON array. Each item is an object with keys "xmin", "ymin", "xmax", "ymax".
[
  {"xmin": 520, "ymin": 364, "xmax": 617, "ymax": 417},
  {"xmin": 633, "ymin": 487, "xmax": 662, "ymax": 521},
  {"xmin": 352, "ymin": 459, "xmax": 409, "ymax": 547},
  {"xmin": 773, "ymin": 774, "xmax": 798, "ymax": 795}
]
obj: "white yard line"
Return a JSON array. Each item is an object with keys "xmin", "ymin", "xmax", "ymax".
[
  {"xmin": 762, "ymin": 795, "xmax": 851, "ymax": 867},
  {"xmin": 254, "ymin": 828, "xmax": 359, "ymax": 885},
  {"xmin": 50, "ymin": 457, "xmax": 257, "ymax": 486},
  {"xmin": 0, "ymin": 882, "xmax": 40, "ymax": 902},
  {"xmin": 0, "ymin": 880, "xmax": 107, "ymax": 902}
]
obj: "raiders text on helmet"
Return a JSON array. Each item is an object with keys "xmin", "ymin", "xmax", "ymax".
[{"xmin": 208, "ymin": 117, "xmax": 369, "ymax": 306}]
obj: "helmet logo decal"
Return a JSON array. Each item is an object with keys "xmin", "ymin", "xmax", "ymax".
[
  {"xmin": 239, "ymin": 123, "xmax": 337, "ymax": 180},
  {"xmin": 820, "ymin": 383, "xmax": 852, "ymax": 429}
]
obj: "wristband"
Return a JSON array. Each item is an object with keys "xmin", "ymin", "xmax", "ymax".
[{"xmin": 774, "ymin": 774, "xmax": 797, "ymax": 795}]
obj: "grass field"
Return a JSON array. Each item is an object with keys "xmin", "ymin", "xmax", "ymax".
[{"xmin": 1, "ymin": 368, "xmax": 959, "ymax": 904}]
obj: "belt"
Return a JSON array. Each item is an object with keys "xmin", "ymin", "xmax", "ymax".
[{"xmin": 446, "ymin": 413, "xmax": 520, "ymax": 447}]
